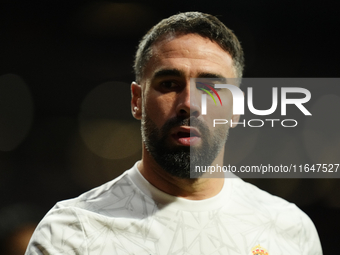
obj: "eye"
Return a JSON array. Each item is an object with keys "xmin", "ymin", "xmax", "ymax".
[{"xmin": 160, "ymin": 81, "xmax": 180, "ymax": 91}]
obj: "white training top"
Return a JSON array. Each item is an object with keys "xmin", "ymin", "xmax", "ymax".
[{"xmin": 25, "ymin": 162, "xmax": 322, "ymax": 255}]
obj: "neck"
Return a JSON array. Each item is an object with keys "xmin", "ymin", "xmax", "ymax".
[{"xmin": 138, "ymin": 147, "xmax": 225, "ymax": 200}]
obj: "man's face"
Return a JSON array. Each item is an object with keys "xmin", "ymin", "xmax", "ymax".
[{"xmin": 133, "ymin": 33, "xmax": 238, "ymax": 178}]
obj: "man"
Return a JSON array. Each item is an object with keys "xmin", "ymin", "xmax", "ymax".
[{"xmin": 25, "ymin": 12, "xmax": 322, "ymax": 255}]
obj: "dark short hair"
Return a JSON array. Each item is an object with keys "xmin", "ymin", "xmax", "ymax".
[{"xmin": 134, "ymin": 12, "xmax": 244, "ymax": 82}]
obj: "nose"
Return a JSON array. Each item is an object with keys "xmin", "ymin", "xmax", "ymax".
[{"xmin": 176, "ymin": 81, "xmax": 201, "ymax": 118}]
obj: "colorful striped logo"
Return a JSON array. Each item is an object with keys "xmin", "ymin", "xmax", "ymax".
[{"xmin": 197, "ymin": 82, "xmax": 222, "ymax": 106}]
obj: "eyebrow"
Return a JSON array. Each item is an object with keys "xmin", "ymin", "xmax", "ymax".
[
  {"xmin": 196, "ymin": 72, "xmax": 227, "ymax": 83},
  {"xmin": 152, "ymin": 68, "xmax": 227, "ymax": 82},
  {"xmin": 153, "ymin": 69, "xmax": 185, "ymax": 79}
]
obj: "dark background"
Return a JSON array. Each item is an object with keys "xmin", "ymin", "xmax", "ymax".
[{"xmin": 0, "ymin": 0, "xmax": 339, "ymax": 253}]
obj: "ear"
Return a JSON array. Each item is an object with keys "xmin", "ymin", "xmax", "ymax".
[{"xmin": 131, "ymin": 82, "xmax": 142, "ymax": 120}]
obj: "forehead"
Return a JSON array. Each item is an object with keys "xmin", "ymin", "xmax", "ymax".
[{"xmin": 142, "ymin": 33, "xmax": 236, "ymax": 82}]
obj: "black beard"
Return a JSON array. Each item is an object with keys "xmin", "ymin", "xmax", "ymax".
[{"xmin": 141, "ymin": 113, "xmax": 228, "ymax": 179}]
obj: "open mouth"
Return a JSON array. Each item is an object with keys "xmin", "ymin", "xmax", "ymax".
[
  {"xmin": 176, "ymin": 131, "xmax": 199, "ymax": 138},
  {"xmin": 172, "ymin": 128, "xmax": 201, "ymax": 146},
  {"xmin": 177, "ymin": 131, "xmax": 191, "ymax": 138}
]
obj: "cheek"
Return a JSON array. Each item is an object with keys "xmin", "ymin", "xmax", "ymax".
[
  {"xmin": 202, "ymin": 92, "xmax": 234, "ymax": 129},
  {"xmin": 220, "ymin": 92, "xmax": 234, "ymax": 119},
  {"xmin": 205, "ymin": 98, "xmax": 233, "ymax": 119},
  {"xmin": 144, "ymin": 93, "xmax": 175, "ymax": 120},
  {"xmin": 222, "ymin": 102, "xmax": 234, "ymax": 119}
]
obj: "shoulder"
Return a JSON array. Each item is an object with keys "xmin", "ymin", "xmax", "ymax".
[
  {"xmin": 56, "ymin": 169, "xmax": 134, "ymax": 214},
  {"xmin": 25, "ymin": 168, "xmax": 138, "ymax": 254}
]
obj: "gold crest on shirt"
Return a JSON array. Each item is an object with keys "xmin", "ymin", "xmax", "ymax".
[{"xmin": 251, "ymin": 244, "xmax": 269, "ymax": 255}]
